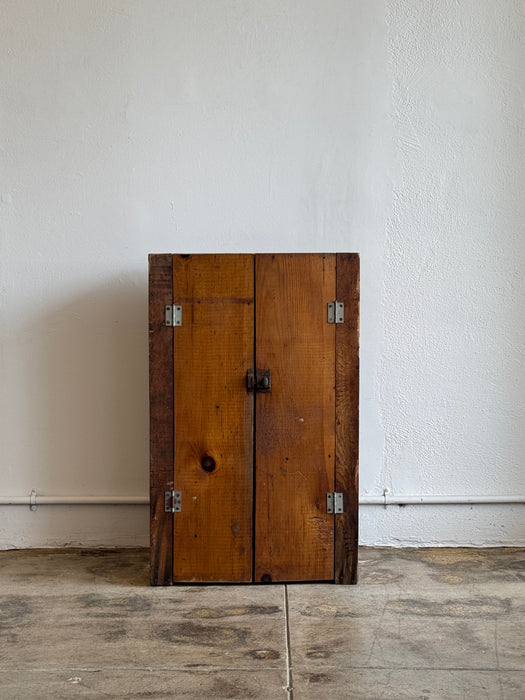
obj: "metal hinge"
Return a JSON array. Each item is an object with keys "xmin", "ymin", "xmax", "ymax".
[
  {"xmin": 164, "ymin": 490, "xmax": 181, "ymax": 513},
  {"xmin": 327, "ymin": 301, "xmax": 344, "ymax": 324},
  {"xmin": 327, "ymin": 492, "xmax": 344, "ymax": 514},
  {"xmin": 165, "ymin": 305, "xmax": 182, "ymax": 326}
]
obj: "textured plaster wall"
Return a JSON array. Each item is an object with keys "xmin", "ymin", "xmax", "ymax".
[
  {"xmin": 0, "ymin": 0, "xmax": 524, "ymax": 548},
  {"xmin": 369, "ymin": 0, "xmax": 525, "ymax": 544}
]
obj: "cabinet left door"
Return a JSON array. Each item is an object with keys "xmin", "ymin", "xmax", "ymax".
[
  {"xmin": 172, "ymin": 254, "xmax": 255, "ymax": 582},
  {"xmin": 149, "ymin": 254, "xmax": 255, "ymax": 584}
]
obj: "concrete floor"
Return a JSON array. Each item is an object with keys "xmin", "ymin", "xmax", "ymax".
[{"xmin": 0, "ymin": 548, "xmax": 524, "ymax": 699}]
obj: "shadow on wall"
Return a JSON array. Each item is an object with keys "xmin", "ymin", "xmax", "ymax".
[{"xmin": 19, "ymin": 273, "xmax": 149, "ymax": 513}]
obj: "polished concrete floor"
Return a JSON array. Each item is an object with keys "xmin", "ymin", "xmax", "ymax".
[{"xmin": 0, "ymin": 547, "xmax": 524, "ymax": 699}]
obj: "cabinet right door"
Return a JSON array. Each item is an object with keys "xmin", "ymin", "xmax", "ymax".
[{"xmin": 254, "ymin": 254, "xmax": 337, "ymax": 582}]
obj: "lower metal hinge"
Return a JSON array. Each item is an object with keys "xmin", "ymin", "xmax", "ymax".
[
  {"xmin": 165, "ymin": 490, "xmax": 181, "ymax": 513},
  {"xmin": 327, "ymin": 301, "xmax": 344, "ymax": 324},
  {"xmin": 327, "ymin": 492, "xmax": 344, "ymax": 514},
  {"xmin": 165, "ymin": 305, "xmax": 182, "ymax": 326}
]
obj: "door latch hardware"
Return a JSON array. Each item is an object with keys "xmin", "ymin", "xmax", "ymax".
[
  {"xmin": 327, "ymin": 492, "xmax": 344, "ymax": 514},
  {"xmin": 246, "ymin": 369, "xmax": 272, "ymax": 393},
  {"xmin": 327, "ymin": 301, "xmax": 344, "ymax": 324},
  {"xmin": 165, "ymin": 490, "xmax": 181, "ymax": 513},
  {"xmin": 165, "ymin": 305, "xmax": 182, "ymax": 326}
]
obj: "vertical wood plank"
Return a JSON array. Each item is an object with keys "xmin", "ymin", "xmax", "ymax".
[
  {"xmin": 149, "ymin": 254, "xmax": 174, "ymax": 585},
  {"xmin": 255, "ymin": 254, "xmax": 336, "ymax": 582},
  {"xmin": 172, "ymin": 254, "xmax": 254, "ymax": 582},
  {"xmin": 335, "ymin": 253, "xmax": 360, "ymax": 584}
]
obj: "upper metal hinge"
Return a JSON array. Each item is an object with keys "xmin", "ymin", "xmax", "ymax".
[
  {"xmin": 327, "ymin": 492, "xmax": 344, "ymax": 514},
  {"xmin": 164, "ymin": 490, "xmax": 181, "ymax": 513},
  {"xmin": 165, "ymin": 305, "xmax": 182, "ymax": 326},
  {"xmin": 327, "ymin": 301, "xmax": 344, "ymax": 324}
]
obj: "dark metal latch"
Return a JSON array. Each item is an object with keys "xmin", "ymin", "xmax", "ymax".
[{"xmin": 246, "ymin": 369, "xmax": 272, "ymax": 393}]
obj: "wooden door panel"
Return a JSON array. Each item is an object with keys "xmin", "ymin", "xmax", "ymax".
[
  {"xmin": 254, "ymin": 254, "xmax": 336, "ymax": 582},
  {"xmin": 335, "ymin": 253, "xmax": 360, "ymax": 584},
  {"xmin": 149, "ymin": 254, "xmax": 174, "ymax": 585},
  {"xmin": 172, "ymin": 254, "xmax": 254, "ymax": 582}
]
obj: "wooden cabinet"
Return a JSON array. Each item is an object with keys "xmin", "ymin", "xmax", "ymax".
[{"xmin": 149, "ymin": 254, "xmax": 359, "ymax": 585}]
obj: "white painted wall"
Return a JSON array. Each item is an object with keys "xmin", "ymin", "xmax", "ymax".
[{"xmin": 1, "ymin": 0, "xmax": 524, "ymax": 548}]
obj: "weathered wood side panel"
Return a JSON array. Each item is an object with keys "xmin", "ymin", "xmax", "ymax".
[
  {"xmin": 149, "ymin": 254, "xmax": 174, "ymax": 585},
  {"xmin": 172, "ymin": 254, "xmax": 254, "ymax": 582},
  {"xmin": 335, "ymin": 253, "xmax": 360, "ymax": 584},
  {"xmin": 254, "ymin": 254, "xmax": 336, "ymax": 582}
]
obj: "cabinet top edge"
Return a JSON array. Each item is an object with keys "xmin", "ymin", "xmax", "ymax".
[{"xmin": 148, "ymin": 252, "xmax": 360, "ymax": 257}]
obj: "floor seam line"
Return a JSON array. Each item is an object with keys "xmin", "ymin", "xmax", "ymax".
[
  {"xmin": 0, "ymin": 666, "xmax": 287, "ymax": 673},
  {"xmin": 283, "ymin": 584, "xmax": 294, "ymax": 698}
]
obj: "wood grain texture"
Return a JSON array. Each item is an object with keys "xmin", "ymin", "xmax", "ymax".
[
  {"xmin": 149, "ymin": 254, "xmax": 174, "ymax": 585},
  {"xmin": 254, "ymin": 254, "xmax": 336, "ymax": 582},
  {"xmin": 172, "ymin": 254, "xmax": 254, "ymax": 582},
  {"xmin": 335, "ymin": 253, "xmax": 360, "ymax": 584}
]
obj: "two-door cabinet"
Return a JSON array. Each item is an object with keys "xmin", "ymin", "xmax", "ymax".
[{"xmin": 149, "ymin": 253, "xmax": 359, "ymax": 584}]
